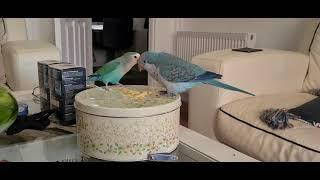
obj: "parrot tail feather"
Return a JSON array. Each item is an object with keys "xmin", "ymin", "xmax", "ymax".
[{"xmin": 204, "ymin": 79, "xmax": 255, "ymax": 96}]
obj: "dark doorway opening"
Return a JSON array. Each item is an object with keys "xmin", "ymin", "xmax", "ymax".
[{"xmin": 91, "ymin": 18, "xmax": 149, "ymax": 86}]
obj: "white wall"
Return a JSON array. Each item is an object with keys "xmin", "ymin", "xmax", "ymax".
[
  {"xmin": 133, "ymin": 18, "xmax": 148, "ymax": 53},
  {"xmin": 25, "ymin": 18, "xmax": 55, "ymax": 44},
  {"xmin": 24, "ymin": 18, "xmax": 147, "ymax": 51},
  {"xmin": 151, "ymin": 18, "xmax": 319, "ymax": 53},
  {"xmin": 149, "ymin": 18, "xmax": 177, "ymax": 54},
  {"xmin": 24, "ymin": 18, "xmax": 317, "ymax": 52},
  {"xmin": 182, "ymin": 18, "xmax": 318, "ymax": 51}
]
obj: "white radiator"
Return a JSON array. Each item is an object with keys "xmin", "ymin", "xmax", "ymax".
[
  {"xmin": 174, "ymin": 31, "xmax": 256, "ymax": 61},
  {"xmin": 55, "ymin": 18, "xmax": 93, "ymax": 77}
]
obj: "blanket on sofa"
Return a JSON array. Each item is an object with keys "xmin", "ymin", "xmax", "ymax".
[{"xmin": 260, "ymin": 91, "xmax": 320, "ymax": 129}]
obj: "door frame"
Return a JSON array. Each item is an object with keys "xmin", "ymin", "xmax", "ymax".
[{"xmin": 148, "ymin": 18, "xmax": 184, "ymax": 53}]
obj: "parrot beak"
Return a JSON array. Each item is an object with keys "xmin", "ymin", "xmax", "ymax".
[
  {"xmin": 138, "ymin": 57, "xmax": 144, "ymax": 72},
  {"xmin": 138, "ymin": 63, "xmax": 144, "ymax": 72}
]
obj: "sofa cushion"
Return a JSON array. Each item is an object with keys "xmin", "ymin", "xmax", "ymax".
[
  {"xmin": 2, "ymin": 40, "xmax": 60, "ymax": 91},
  {"xmin": 216, "ymin": 93, "xmax": 320, "ymax": 161},
  {"xmin": 303, "ymin": 23, "xmax": 320, "ymax": 91}
]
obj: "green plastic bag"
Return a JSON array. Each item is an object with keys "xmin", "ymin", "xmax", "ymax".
[{"xmin": 0, "ymin": 87, "xmax": 18, "ymax": 133}]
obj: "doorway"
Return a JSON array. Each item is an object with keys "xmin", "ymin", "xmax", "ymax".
[{"xmin": 91, "ymin": 18, "xmax": 149, "ymax": 86}]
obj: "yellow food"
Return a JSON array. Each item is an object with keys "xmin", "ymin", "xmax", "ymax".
[{"xmin": 115, "ymin": 87, "xmax": 153, "ymax": 100}]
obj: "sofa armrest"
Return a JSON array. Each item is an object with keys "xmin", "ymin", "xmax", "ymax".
[
  {"xmin": 188, "ymin": 49, "xmax": 310, "ymax": 139},
  {"xmin": 2, "ymin": 40, "xmax": 60, "ymax": 91}
]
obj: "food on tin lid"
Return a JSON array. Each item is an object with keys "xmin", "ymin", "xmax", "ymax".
[
  {"xmin": 116, "ymin": 87, "xmax": 152, "ymax": 100},
  {"xmin": 77, "ymin": 86, "xmax": 179, "ymax": 108}
]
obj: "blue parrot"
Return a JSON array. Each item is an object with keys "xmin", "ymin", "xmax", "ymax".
[
  {"xmin": 88, "ymin": 52, "xmax": 140, "ymax": 87},
  {"xmin": 137, "ymin": 51, "xmax": 255, "ymax": 96}
]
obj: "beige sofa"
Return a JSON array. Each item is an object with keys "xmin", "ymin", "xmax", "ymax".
[
  {"xmin": 0, "ymin": 18, "xmax": 60, "ymax": 92},
  {"xmin": 188, "ymin": 20, "xmax": 320, "ymax": 161}
]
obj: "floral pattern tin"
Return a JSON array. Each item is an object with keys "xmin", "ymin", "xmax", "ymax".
[{"xmin": 74, "ymin": 85, "xmax": 181, "ymax": 161}]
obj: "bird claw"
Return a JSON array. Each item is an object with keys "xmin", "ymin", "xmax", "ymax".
[
  {"xmin": 115, "ymin": 83, "xmax": 124, "ymax": 87},
  {"xmin": 159, "ymin": 91, "xmax": 168, "ymax": 95},
  {"xmin": 87, "ymin": 84, "xmax": 99, "ymax": 89},
  {"xmin": 166, "ymin": 93, "xmax": 176, "ymax": 97},
  {"xmin": 95, "ymin": 86, "xmax": 110, "ymax": 91},
  {"xmin": 159, "ymin": 91, "xmax": 176, "ymax": 97},
  {"xmin": 102, "ymin": 86, "xmax": 110, "ymax": 91}
]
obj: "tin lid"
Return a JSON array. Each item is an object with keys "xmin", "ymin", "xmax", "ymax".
[{"xmin": 74, "ymin": 85, "xmax": 181, "ymax": 118}]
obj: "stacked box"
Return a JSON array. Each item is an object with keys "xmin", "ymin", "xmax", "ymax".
[
  {"xmin": 48, "ymin": 63, "xmax": 86, "ymax": 126},
  {"xmin": 37, "ymin": 60, "xmax": 61, "ymax": 111}
]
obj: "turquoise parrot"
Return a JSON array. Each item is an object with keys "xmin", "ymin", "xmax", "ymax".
[
  {"xmin": 88, "ymin": 52, "xmax": 140, "ymax": 86},
  {"xmin": 138, "ymin": 51, "xmax": 255, "ymax": 96},
  {"xmin": 0, "ymin": 87, "xmax": 18, "ymax": 133}
]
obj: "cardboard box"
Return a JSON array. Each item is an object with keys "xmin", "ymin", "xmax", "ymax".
[
  {"xmin": 37, "ymin": 60, "xmax": 61, "ymax": 111},
  {"xmin": 48, "ymin": 63, "xmax": 86, "ymax": 125}
]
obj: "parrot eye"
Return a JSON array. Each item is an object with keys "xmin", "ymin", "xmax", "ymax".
[{"xmin": 134, "ymin": 56, "xmax": 137, "ymax": 58}]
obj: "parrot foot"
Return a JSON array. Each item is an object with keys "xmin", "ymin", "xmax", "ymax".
[
  {"xmin": 167, "ymin": 93, "xmax": 177, "ymax": 97},
  {"xmin": 159, "ymin": 90, "xmax": 168, "ymax": 95},
  {"xmin": 88, "ymin": 84, "xmax": 100, "ymax": 89},
  {"xmin": 115, "ymin": 83, "xmax": 124, "ymax": 87},
  {"xmin": 159, "ymin": 91, "xmax": 176, "ymax": 97},
  {"xmin": 102, "ymin": 86, "xmax": 111, "ymax": 91}
]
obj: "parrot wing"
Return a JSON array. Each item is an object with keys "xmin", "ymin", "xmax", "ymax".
[
  {"xmin": 158, "ymin": 52, "xmax": 205, "ymax": 74},
  {"xmin": 88, "ymin": 61, "xmax": 121, "ymax": 79},
  {"xmin": 95, "ymin": 61, "xmax": 121, "ymax": 75},
  {"xmin": 158, "ymin": 64, "xmax": 197, "ymax": 82},
  {"xmin": 156, "ymin": 52, "xmax": 222, "ymax": 82},
  {"xmin": 158, "ymin": 64, "xmax": 221, "ymax": 82}
]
